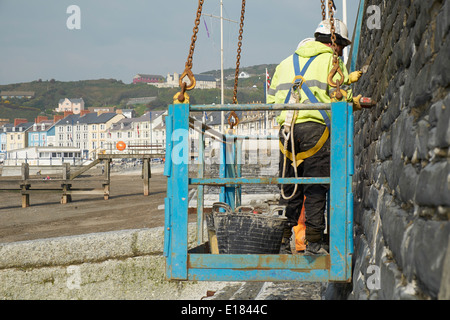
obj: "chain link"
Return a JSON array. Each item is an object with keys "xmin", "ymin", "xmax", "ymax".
[
  {"xmin": 229, "ymin": 0, "xmax": 246, "ymax": 129},
  {"xmin": 328, "ymin": 0, "xmax": 339, "ymax": 65},
  {"xmin": 321, "ymin": 0, "xmax": 326, "ymax": 20},
  {"xmin": 175, "ymin": 0, "xmax": 204, "ymax": 103},
  {"xmin": 232, "ymin": 0, "xmax": 246, "ymax": 105},
  {"xmin": 327, "ymin": 0, "xmax": 344, "ymax": 100},
  {"xmin": 186, "ymin": 0, "xmax": 204, "ymax": 69}
]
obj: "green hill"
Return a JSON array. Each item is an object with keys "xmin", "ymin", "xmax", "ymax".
[{"xmin": 0, "ymin": 64, "xmax": 277, "ymax": 122}]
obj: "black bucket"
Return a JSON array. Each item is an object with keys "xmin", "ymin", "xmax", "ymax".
[{"xmin": 210, "ymin": 202, "xmax": 287, "ymax": 254}]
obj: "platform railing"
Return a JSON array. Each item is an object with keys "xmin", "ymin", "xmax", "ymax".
[{"xmin": 164, "ymin": 102, "xmax": 353, "ymax": 282}]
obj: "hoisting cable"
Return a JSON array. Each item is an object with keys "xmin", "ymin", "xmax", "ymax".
[
  {"xmin": 174, "ymin": 0, "xmax": 204, "ymax": 104},
  {"xmin": 228, "ymin": 0, "xmax": 246, "ymax": 131},
  {"xmin": 280, "ymin": 87, "xmax": 301, "ymax": 200}
]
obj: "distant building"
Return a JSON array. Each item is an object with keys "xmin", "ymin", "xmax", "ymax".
[
  {"xmin": 126, "ymin": 97, "xmax": 157, "ymax": 106},
  {"xmin": 0, "ymin": 125, "xmax": 10, "ymax": 157},
  {"xmin": 2, "ymin": 121, "xmax": 34, "ymax": 152},
  {"xmin": 56, "ymin": 98, "xmax": 85, "ymax": 114},
  {"xmin": 132, "ymin": 74, "xmax": 165, "ymax": 84},
  {"xmin": 238, "ymin": 71, "xmax": 250, "ymax": 79},
  {"xmin": 53, "ymin": 112, "xmax": 124, "ymax": 158},
  {"xmin": 165, "ymin": 73, "xmax": 180, "ymax": 87},
  {"xmin": 116, "ymin": 109, "xmax": 136, "ymax": 119},
  {"xmin": 88, "ymin": 106, "xmax": 115, "ymax": 114},
  {"xmin": 1, "ymin": 91, "xmax": 35, "ymax": 99},
  {"xmin": 195, "ymin": 74, "xmax": 218, "ymax": 89},
  {"xmin": 27, "ymin": 122, "xmax": 54, "ymax": 147},
  {"xmin": 109, "ymin": 111, "xmax": 167, "ymax": 154},
  {"xmin": 153, "ymin": 72, "xmax": 217, "ymax": 89},
  {"xmin": 4, "ymin": 146, "xmax": 83, "ymax": 166}
]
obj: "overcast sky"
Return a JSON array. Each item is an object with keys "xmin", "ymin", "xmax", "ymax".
[{"xmin": 0, "ymin": 0, "xmax": 359, "ymax": 85}]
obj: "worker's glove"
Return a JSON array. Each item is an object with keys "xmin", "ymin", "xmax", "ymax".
[
  {"xmin": 353, "ymin": 94, "xmax": 362, "ymax": 111},
  {"xmin": 348, "ymin": 71, "xmax": 362, "ymax": 84}
]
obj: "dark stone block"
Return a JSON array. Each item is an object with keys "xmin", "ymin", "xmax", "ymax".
[
  {"xmin": 415, "ymin": 119, "xmax": 430, "ymax": 160},
  {"xmin": 378, "ymin": 131, "xmax": 392, "ymax": 160},
  {"xmin": 415, "ymin": 161, "xmax": 450, "ymax": 206},
  {"xmin": 397, "ymin": 164, "xmax": 419, "ymax": 203},
  {"xmin": 408, "ymin": 220, "xmax": 450, "ymax": 298},
  {"xmin": 430, "ymin": 36, "xmax": 450, "ymax": 90},
  {"xmin": 434, "ymin": 1, "xmax": 450, "ymax": 51},
  {"xmin": 379, "ymin": 257, "xmax": 403, "ymax": 300},
  {"xmin": 381, "ymin": 203, "xmax": 411, "ymax": 267},
  {"xmin": 436, "ymin": 93, "xmax": 450, "ymax": 148},
  {"xmin": 402, "ymin": 114, "xmax": 416, "ymax": 160},
  {"xmin": 381, "ymin": 94, "xmax": 401, "ymax": 131},
  {"xmin": 429, "ymin": 101, "xmax": 443, "ymax": 126}
]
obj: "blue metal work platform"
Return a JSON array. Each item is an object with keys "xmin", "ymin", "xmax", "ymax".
[{"xmin": 163, "ymin": 102, "xmax": 354, "ymax": 282}]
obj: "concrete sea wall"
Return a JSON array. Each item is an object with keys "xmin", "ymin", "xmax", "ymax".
[{"xmin": 0, "ymin": 226, "xmax": 230, "ymax": 300}]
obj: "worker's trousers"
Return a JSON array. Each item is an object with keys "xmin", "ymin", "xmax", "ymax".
[{"xmin": 278, "ymin": 122, "xmax": 330, "ymax": 243}]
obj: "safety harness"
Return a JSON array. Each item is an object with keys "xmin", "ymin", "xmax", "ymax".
[{"xmin": 280, "ymin": 53, "xmax": 331, "ymax": 200}]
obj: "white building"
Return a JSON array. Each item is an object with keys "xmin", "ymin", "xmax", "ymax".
[
  {"xmin": 153, "ymin": 73, "xmax": 217, "ymax": 89},
  {"xmin": 56, "ymin": 98, "xmax": 85, "ymax": 114},
  {"xmin": 5, "ymin": 146, "xmax": 83, "ymax": 166},
  {"xmin": 238, "ymin": 71, "xmax": 250, "ymax": 79},
  {"xmin": 53, "ymin": 112, "xmax": 124, "ymax": 159},
  {"xmin": 188, "ymin": 110, "xmax": 279, "ymax": 161},
  {"xmin": 108, "ymin": 111, "xmax": 167, "ymax": 155}
]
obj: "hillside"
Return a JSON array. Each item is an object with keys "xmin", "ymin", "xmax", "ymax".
[{"xmin": 0, "ymin": 64, "xmax": 277, "ymax": 122}]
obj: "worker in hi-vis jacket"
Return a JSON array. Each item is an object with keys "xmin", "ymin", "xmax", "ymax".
[{"xmin": 267, "ymin": 19, "xmax": 363, "ymax": 254}]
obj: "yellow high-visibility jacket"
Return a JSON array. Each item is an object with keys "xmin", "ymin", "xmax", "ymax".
[{"xmin": 267, "ymin": 41, "xmax": 353, "ymax": 126}]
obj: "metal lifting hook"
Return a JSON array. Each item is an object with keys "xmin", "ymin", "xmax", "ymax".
[
  {"xmin": 327, "ymin": 64, "xmax": 345, "ymax": 88},
  {"xmin": 327, "ymin": 58, "xmax": 346, "ymax": 102},
  {"xmin": 176, "ymin": 67, "xmax": 196, "ymax": 103},
  {"xmin": 227, "ymin": 111, "xmax": 239, "ymax": 130}
]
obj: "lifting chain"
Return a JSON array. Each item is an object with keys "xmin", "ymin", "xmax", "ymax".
[
  {"xmin": 321, "ymin": 0, "xmax": 326, "ymax": 20},
  {"xmin": 229, "ymin": 0, "xmax": 246, "ymax": 130},
  {"xmin": 174, "ymin": 0, "xmax": 204, "ymax": 104},
  {"xmin": 326, "ymin": 0, "xmax": 345, "ymax": 101}
]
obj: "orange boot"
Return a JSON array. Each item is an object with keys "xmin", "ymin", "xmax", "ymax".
[{"xmin": 293, "ymin": 196, "xmax": 306, "ymax": 252}]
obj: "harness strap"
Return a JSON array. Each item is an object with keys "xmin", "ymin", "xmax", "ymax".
[
  {"xmin": 279, "ymin": 126, "xmax": 329, "ymax": 167},
  {"xmin": 291, "ymin": 53, "xmax": 331, "ymax": 129},
  {"xmin": 280, "ymin": 53, "xmax": 331, "ymax": 166},
  {"xmin": 284, "ymin": 55, "xmax": 318, "ymax": 104}
]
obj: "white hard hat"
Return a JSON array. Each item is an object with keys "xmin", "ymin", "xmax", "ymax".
[
  {"xmin": 314, "ymin": 19, "xmax": 351, "ymax": 46},
  {"xmin": 296, "ymin": 38, "xmax": 315, "ymax": 50}
]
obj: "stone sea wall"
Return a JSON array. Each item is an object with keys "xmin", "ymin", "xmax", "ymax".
[{"xmin": 350, "ymin": 0, "xmax": 450, "ymax": 299}]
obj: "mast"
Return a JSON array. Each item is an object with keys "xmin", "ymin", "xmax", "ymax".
[
  {"xmin": 265, "ymin": 68, "xmax": 269, "ymax": 134},
  {"xmin": 343, "ymin": 0, "xmax": 348, "ymax": 64},
  {"xmin": 202, "ymin": 1, "xmax": 238, "ymax": 133},
  {"xmin": 220, "ymin": 0, "xmax": 224, "ymax": 132}
]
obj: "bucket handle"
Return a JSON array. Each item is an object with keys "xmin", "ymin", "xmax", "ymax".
[
  {"xmin": 234, "ymin": 206, "xmax": 255, "ymax": 214},
  {"xmin": 212, "ymin": 202, "xmax": 232, "ymax": 214},
  {"xmin": 270, "ymin": 206, "xmax": 287, "ymax": 217}
]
